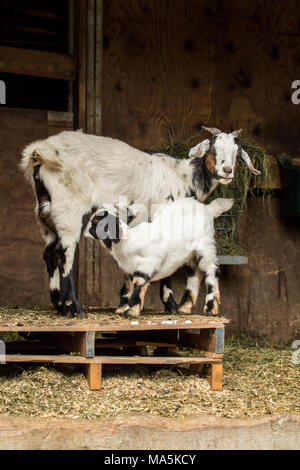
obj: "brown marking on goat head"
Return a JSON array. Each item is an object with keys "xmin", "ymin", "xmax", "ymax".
[{"xmin": 205, "ymin": 152, "xmax": 216, "ymax": 175}]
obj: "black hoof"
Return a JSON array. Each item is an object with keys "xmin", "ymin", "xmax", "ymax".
[{"xmin": 164, "ymin": 300, "xmax": 179, "ymax": 315}]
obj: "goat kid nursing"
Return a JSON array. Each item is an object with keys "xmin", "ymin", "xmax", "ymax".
[
  {"xmin": 85, "ymin": 198, "xmax": 233, "ymax": 318},
  {"xmin": 20, "ymin": 127, "xmax": 260, "ymax": 317}
]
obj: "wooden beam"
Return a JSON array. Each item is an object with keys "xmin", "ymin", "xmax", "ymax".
[
  {"xmin": 86, "ymin": 363, "xmax": 102, "ymax": 390},
  {"xmin": 4, "ymin": 355, "xmax": 222, "ymax": 365},
  {"xmin": 205, "ymin": 363, "xmax": 223, "ymax": 391},
  {"xmin": 0, "ymin": 316, "xmax": 228, "ymax": 332},
  {"xmin": 0, "ymin": 46, "xmax": 75, "ymax": 80}
]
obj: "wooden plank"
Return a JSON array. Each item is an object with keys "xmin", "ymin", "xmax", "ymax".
[
  {"xmin": 21, "ymin": 332, "xmax": 95, "ymax": 357},
  {"xmin": 178, "ymin": 327, "xmax": 225, "ymax": 356},
  {"xmin": 77, "ymin": 0, "xmax": 103, "ymax": 308},
  {"xmin": 0, "ymin": 46, "xmax": 75, "ymax": 80},
  {"xmin": 0, "ymin": 317, "xmax": 228, "ymax": 332},
  {"xmin": 4, "ymin": 354, "xmax": 222, "ymax": 365},
  {"xmin": 86, "ymin": 363, "xmax": 102, "ymax": 390},
  {"xmin": 95, "ymin": 339, "xmax": 177, "ymax": 349},
  {"xmin": 211, "ymin": 363, "xmax": 223, "ymax": 391},
  {"xmin": 74, "ymin": 0, "xmax": 87, "ymax": 130}
]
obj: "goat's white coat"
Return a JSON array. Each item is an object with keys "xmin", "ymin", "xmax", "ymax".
[{"xmin": 87, "ymin": 198, "xmax": 233, "ymax": 283}]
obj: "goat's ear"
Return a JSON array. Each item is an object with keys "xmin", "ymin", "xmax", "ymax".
[
  {"xmin": 241, "ymin": 149, "xmax": 261, "ymax": 175},
  {"xmin": 202, "ymin": 126, "xmax": 222, "ymax": 136},
  {"xmin": 189, "ymin": 139, "xmax": 210, "ymax": 158},
  {"xmin": 232, "ymin": 129, "xmax": 243, "ymax": 138}
]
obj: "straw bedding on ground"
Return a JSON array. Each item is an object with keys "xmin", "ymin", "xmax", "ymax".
[{"xmin": 0, "ymin": 310, "xmax": 298, "ymax": 419}]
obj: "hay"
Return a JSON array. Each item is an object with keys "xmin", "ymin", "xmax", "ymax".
[
  {"xmin": 0, "ymin": 307, "xmax": 226, "ymax": 329},
  {"xmin": 0, "ymin": 335, "xmax": 298, "ymax": 420},
  {"xmin": 155, "ymin": 136, "xmax": 273, "ymax": 256}
]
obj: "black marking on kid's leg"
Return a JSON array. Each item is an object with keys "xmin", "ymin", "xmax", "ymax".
[
  {"xmin": 179, "ymin": 289, "xmax": 193, "ymax": 306},
  {"xmin": 207, "ymin": 285, "xmax": 213, "ymax": 295},
  {"xmin": 160, "ymin": 278, "xmax": 179, "ymax": 314},
  {"xmin": 118, "ymin": 283, "xmax": 129, "ymax": 307},
  {"xmin": 164, "ymin": 294, "xmax": 178, "ymax": 315},
  {"xmin": 205, "ymin": 300, "xmax": 214, "ymax": 313},
  {"xmin": 128, "ymin": 284, "xmax": 143, "ymax": 308}
]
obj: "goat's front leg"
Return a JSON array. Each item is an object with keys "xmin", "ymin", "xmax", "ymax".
[
  {"xmin": 115, "ymin": 274, "xmax": 134, "ymax": 315},
  {"xmin": 178, "ymin": 261, "xmax": 202, "ymax": 314},
  {"xmin": 123, "ymin": 272, "xmax": 150, "ymax": 319},
  {"xmin": 199, "ymin": 256, "xmax": 220, "ymax": 316},
  {"xmin": 160, "ymin": 277, "xmax": 179, "ymax": 314}
]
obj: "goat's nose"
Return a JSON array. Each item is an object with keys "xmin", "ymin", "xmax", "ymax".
[{"xmin": 223, "ymin": 166, "xmax": 232, "ymax": 175}]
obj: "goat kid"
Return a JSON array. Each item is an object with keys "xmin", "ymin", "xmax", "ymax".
[
  {"xmin": 20, "ymin": 127, "xmax": 260, "ymax": 316},
  {"xmin": 85, "ymin": 198, "xmax": 234, "ymax": 318}
]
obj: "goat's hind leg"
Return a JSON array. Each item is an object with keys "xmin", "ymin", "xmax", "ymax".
[
  {"xmin": 199, "ymin": 256, "xmax": 220, "ymax": 316},
  {"xmin": 179, "ymin": 261, "xmax": 202, "ymax": 314},
  {"xmin": 160, "ymin": 277, "xmax": 179, "ymax": 314},
  {"xmin": 115, "ymin": 274, "xmax": 133, "ymax": 315},
  {"xmin": 123, "ymin": 272, "xmax": 150, "ymax": 319}
]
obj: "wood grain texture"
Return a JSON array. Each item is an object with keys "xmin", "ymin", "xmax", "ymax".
[
  {"xmin": 102, "ymin": 0, "xmax": 214, "ymax": 147},
  {"xmin": 0, "ymin": 46, "xmax": 75, "ymax": 80},
  {"xmin": 102, "ymin": 0, "xmax": 300, "ymax": 153},
  {"xmin": 99, "ymin": 0, "xmax": 300, "ymax": 339},
  {"xmin": 86, "ymin": 363, "xmax": 102, "ymax": 390},
  {"xmin": 0, "ymin": 315, "xmax": 228, "ymax": 332},
  {"xmin": 0, "ymin": 108, "xmax": 49, "ymax": 306},
  {"xmin": 76, "ymin": 0, "xmax": 103, "ymax": 307},
  {"xmin": 0, "ymin": 414, "xmax": 298, "ymax": 450},
  {"xmin": 4, "ymin": 354, "xmax": 221, "ymax": 365}
]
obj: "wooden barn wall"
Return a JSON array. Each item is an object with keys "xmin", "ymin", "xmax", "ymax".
[
  {"xmin": 100, "ymin": 0, "xmax": 300, "ymax": 340},
  {"xmin": 0, "ymin": 108, "xmax": 49, "ymax": 306},
  {"xmin": 102, "ymin": 0, "xmax": 300, "ymax": 154}
]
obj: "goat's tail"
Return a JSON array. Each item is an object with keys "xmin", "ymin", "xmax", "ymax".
[
  {"xmin": 207, "ymin": 198, "xmax": 234, "ymax": 218},
  {"xmin": 20, "ymin": 140, "xmax": 63, "ymax": 180}
]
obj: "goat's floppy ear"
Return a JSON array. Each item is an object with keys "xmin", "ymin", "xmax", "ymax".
[
  {"xmin": 232, "ymin": 129, "xmax": 243, "ymax": 138},
  {"xmin": 189, "ymin": 139, "xmax": 210, "ymax": 158},
  {"xmin": 202, "ymin": 126, "xmax": 222, "ymax": 136},
  {"xmin": 241, "ymin": 149, "xmax": 261, "ymax": 175}
]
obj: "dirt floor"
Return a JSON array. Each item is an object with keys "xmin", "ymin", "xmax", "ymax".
[{"xmin": 0, "ymin": 330, "xmax": 298, "ymax": 420}]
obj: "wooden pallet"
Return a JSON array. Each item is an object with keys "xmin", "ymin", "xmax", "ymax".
[{"xmin": 0, "ymin": 315, "xmax": 229, "ymax": 391}]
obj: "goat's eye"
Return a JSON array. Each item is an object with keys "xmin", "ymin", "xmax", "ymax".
[{"xmin": 221, "ymin": 160, "xmax": 225, "ymax": 164}]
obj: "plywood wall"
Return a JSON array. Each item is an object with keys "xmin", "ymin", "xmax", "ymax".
[
  {"xmin": 103, "ymin": 0, "xmax": 300, "ymax": 154},
  {"xmin": 0, "ymin": 108, "xmax": 49, "ymax": 306}
]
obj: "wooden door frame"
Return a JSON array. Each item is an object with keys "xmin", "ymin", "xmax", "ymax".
[{"xmin": 74, "ymin": 0, "xmax": 103, "ymax": 306}]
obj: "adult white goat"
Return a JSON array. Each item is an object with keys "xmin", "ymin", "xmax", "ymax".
[
  {"xmin": 85, "ymin": 198, "xmax": 234, "ymax": 318},
  {"xmin": 20, "ymin": 127, "xmax": 260, "ymax": 316}
]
